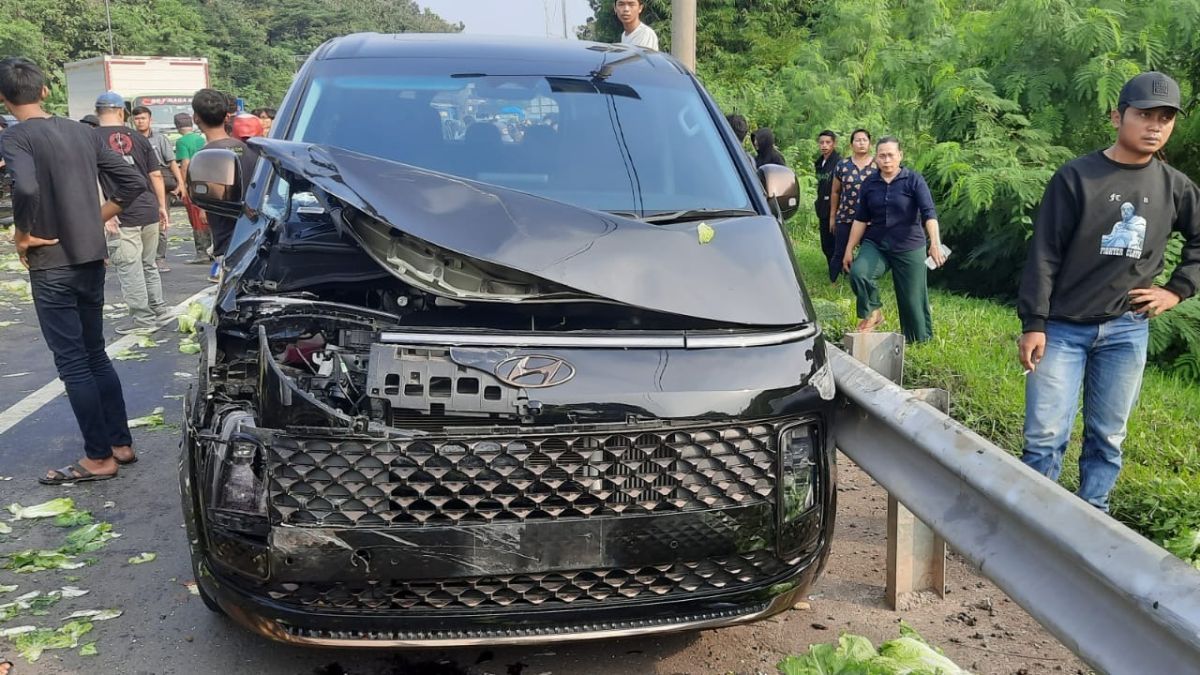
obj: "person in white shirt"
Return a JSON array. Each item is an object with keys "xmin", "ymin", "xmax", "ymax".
[{"xmin": 615, "ymin": 0, "xmax": 659, "ymax": 51}]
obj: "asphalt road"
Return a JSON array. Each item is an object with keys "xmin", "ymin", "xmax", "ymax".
[{"xmin": 0, "ymin": 217, "xmax": 1086, "ymax": 675}]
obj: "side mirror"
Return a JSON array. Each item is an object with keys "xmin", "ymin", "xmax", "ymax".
[
  {"xmin": 187, "ymin": 148, "xmax": 243, "ymax": 219},
  {"xmin": 758, "ymin": 164, "xmax": 799, "ymax": 222}
]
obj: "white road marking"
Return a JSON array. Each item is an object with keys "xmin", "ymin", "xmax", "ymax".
[{"xmin": 0, "ymin": 286, "xmax": 215, "ymax": 437}]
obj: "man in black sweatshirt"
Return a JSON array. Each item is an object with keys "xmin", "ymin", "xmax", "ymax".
[
  {"xmin": 1017, "ymin": 71, "xmax": 1200, "ymax": 511},
  {"xmin": 0, "ymin": 58, "xmax": 148, "ymax": 484}
]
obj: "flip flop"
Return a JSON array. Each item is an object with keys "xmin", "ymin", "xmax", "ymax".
[{"xmin": 38, "ymin": 462, "xmax": 117, "ymax": 486}]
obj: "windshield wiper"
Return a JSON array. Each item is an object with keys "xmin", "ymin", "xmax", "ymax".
[{"xmin": 612, "ymin": 208, "xmax": 758, "ymax": 225}]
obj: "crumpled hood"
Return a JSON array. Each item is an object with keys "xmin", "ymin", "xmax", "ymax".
[{"xmin": 249, "ymin": 138, "xmax": 811, "ymax": 326}]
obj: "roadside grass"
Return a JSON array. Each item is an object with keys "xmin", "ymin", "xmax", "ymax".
[{"xmin": 790, "ymin": 232, "xmax": 1200, "ymax": 565}]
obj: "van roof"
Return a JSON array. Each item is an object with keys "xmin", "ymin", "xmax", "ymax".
[{"xmin": 314, "ymin": 33, "xmax": 681, "ymax": 76}]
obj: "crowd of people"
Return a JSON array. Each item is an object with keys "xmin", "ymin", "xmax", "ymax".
[
  {"xmin": 0, "ymin": 56, "xmax": 266, "ymax": 484},
  {"xmin": 751, "ymin": 71, "xmax": 1198, "ymax": 512}
]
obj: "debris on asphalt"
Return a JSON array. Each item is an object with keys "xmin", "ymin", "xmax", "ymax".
[
  {"xmin": 7, "ymin": 498, "xmax": 75, "ymax": 521},
  {"xmin": 127, "ymin": 408, "xmax": 166, "ymax": 430},
  {"xmin": 3, "ymin": 550, "xmax": 85, "ymax": 573},
  {"xmin": 62, "ymin": 523, "xmax": 120, "ymax": 554},
  {"xmin": 53, "ymin": 510, "xmax": 93, "ymax": 528},
  {"xmin": 10, "ymin": 619, "xmax": 94, "ymax": 662},
  {"xmin": 113, "ymin": 347, "xmax": 149, "ymax": 361},
  {"xmin": 127, "ymin": 552, "xmax": 157, "ymax": 565},
  {"xmin": 62, "ymin": 609, "xmax": 122, "ymax": 622},
  {"xmin": 80, "ymin": 641, "xmax": 98, "ymax": 656}
]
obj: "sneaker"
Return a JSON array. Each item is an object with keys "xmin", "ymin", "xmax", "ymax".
[
  {"xmin": 114, "ymin": 323, "xmax": 154, "ymax": 336},
  {"xmin": 156, "ymin": 259, "xmax": 171, "ymax": 273},
  {"xmin": 185, "ymin": 256, "xmax": 211, "ymax": 265}
]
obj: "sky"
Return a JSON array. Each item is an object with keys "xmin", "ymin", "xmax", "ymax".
[{"xmin": 420, "ymin": 0, "xmax": 597, "ymax": 38}]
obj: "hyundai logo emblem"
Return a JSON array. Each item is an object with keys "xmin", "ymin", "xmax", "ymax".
[{"xmin": 494, "ymin": 355, "xmax": 576, "ymax": 388}]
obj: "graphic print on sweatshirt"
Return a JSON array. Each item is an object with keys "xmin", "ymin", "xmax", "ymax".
[{"xmin": 1099, "ymin": 200, "xmax": 1146, "ymax": 259}]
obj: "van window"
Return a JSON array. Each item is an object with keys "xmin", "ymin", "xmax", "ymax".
[{"xmin": 291, "ymin": 68, "xmax": 749, "ymax": 216}]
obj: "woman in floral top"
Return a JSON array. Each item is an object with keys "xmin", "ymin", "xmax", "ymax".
[{"xmin": 827, "ymin": 128, "xmax": 878, "ymax": 282}]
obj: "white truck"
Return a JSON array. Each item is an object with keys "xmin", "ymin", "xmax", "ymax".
[{"xmin": 65, "ymin": 55, "xmax": 210, "ymax": 133}]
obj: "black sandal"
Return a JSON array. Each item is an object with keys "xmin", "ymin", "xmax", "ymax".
[{"xmin": 38, "ymin": 462, "xmax": 117, "ymax": 485}]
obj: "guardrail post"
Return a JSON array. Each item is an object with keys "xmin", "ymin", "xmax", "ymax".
[{"xmin": 842, "ymin": 333, "xmax": 947, "ymax": 609}]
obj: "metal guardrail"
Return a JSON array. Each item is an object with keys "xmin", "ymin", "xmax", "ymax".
[{"xmin": 829, "ymin": 345, "xmax": 1200, "ymax": 675}]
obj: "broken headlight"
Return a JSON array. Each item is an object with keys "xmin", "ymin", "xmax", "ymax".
[
  {"xmin": 204, "ymin": 429, "xmax": 270, "ymax": 579},
  {"xmin": 777, "ymin": 422, "xmax": 820, "ymax": 558},
  {"xmin": 213, "ymin": 433, "xmax": 268, "ymax": 516}
]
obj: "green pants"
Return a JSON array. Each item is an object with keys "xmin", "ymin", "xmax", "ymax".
[{"xmin": 849, "ymin": 240, "xmax": 932, "ymax": 343}]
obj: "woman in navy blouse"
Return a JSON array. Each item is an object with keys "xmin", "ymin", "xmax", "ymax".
[
  {"xmin": 827, "ymin": 128, "xmax": 877, "ymax": 283},
  {"xmin": 841, "ymin": 136, "xmax": 946, "ymax": 342}
]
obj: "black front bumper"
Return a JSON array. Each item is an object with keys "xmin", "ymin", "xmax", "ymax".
[
  {"xmin": 197, "ymin": 543, "xmax": 824, "ymax": 647},
  {"xmin": 182, "ymin": 374, "xmax": 836, "ymax": 645}
]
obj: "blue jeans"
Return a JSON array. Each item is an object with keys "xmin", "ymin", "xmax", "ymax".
[
  {"xmin": 1021, "ymin": 312, "xmax": 1149, "ymax": 511},
  {"xmin": 29, "ymin": 261, "xmax": 132, "ymax": 460}
]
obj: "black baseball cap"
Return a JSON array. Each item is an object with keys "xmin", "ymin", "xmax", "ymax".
[{"xmin": 1119, "ymin": 71, "xmax": 1183, "ymax": 113}]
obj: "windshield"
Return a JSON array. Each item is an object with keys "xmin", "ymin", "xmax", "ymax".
[
  {"xmin": 132, "ymin": 96, "xmax": 193, "ymax": 130},
  {"xmin": 291, "ymin": 62, "xmax": 750, "ymax": 214}
]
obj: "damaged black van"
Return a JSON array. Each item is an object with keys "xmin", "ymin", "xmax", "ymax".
[{"xmin": 180, "ymin": 33, "xmax": 837, "ymax": 647}]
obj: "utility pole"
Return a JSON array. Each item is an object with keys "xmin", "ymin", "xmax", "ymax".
[
  {"xmin": 562, "ymin": 0, "xmax": 569, "ymax": 39},
  {"xmin": 671, "ymin": 0, "xmax": 696, "ymax": 71},
  {"xmin": 104, "ymin": 0, "xmax": 115, "ymax": 54}
]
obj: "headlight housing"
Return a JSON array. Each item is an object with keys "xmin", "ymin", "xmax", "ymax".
[{"xmin": 777, "ymin": 421, "xmax": 820, "ymax": 557}]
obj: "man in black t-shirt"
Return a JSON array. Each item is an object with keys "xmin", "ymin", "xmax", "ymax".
[
  {"xmin": 0, "ymin": 58, "xmax": 147, "ymax": 484},
  {"xmin": 191, "ymin": 88, "xmax": 258, "ymax": 279},
  {"xmin": 814, "ymin": 129, "xmax": 841, "ymax": 281},
  {"xmin": 1017, "ymin": 72, "xmax": 1200, "ymax": 511},
  {"xmin": 94, "ymin": 91, "xmax": 171, "ymax": 333}
]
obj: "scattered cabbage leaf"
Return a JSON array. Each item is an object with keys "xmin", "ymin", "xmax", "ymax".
[
  {"xmin": 62, "ymin": 609, "xmax": 122, "ymax": 622},
  {"xmin": 53, "ymin": 510, "xmax": 93, "ymax": 528},
  {"xmin": 127, "ymin": 407, "xmax": 166, "ymax": 429},
  {"xmin": 7, "ymin": 498, "xmax": 75, "ymax": 521},
  {"xmin": 3, "ymin": 550, "xmax": 85, "ymax": 573},
  {"xmin": 62, "ymin": 523, "xmax": 120, "ymax": 555},
  {"xmin": 11, "ymin": 619, "xmax": 93, "ymax": 662}
]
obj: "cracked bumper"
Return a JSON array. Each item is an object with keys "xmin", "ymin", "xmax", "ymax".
[{"xmin": 197, "ymin": 549, "xmax": 821, "ymax": 647}]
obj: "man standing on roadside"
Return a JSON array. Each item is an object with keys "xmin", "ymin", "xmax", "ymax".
[
  {"xmin": 94, "ymin": 91, "xmax": 171, "ymax": 334},
  {"xmin": 1018, "ymin": 71, "xmax": 1200, "ymax": 511},
  {"xmin": 615, "ymin": 0, "xmax": 659, "ymax": 51},
  {"xmin": 174, "ymin": 112, "xmax": 212, "ymax": 264},
  {"xmin": 0, "ymin": 58, "xmax": 146, "ymax": 484},
  {"xmin": 131, "ymin": 105, "xmax": 184, "ymax": 273},
  {"xmin": 192, "ymin": 88, "xmax": 257, "ymax": 280},
  {"xmin": 814, "ymin": 129, "xmax": 841, "ymax": 278}
]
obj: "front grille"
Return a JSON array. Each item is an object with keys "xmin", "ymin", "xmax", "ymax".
[
  {"xmin": 267, "ymin": 423, "xmax": 778, "ymax": 527},
  {"xmin": 264, "ymin": 551, "xmax": 792, "ymax": 613}
]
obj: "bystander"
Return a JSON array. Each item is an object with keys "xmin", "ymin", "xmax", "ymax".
[
  {"xmin": 174, "ymin": 112, "xmax": 212, "ymax": 264},
  {"xmin": 1017, "ymin": 71, "xmax": 1200, "ymax": 511},
  {"xmin": 842, "ymin": 136, "xmax": 945, "ymax": 343},
  {"xmin": 94, "ymin": 91, "xmax": 171, "ymax": 334},
  {"xmin": 131, "ymin": 104, "xmax": 184, "ymax": 273},
  {"xmin": 0, "ymin": 57, "xmax": 146, "ymax": 484},
  {"xmin": 615, "ymin": 0, "xmax": 659, "ymax": 50}
]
